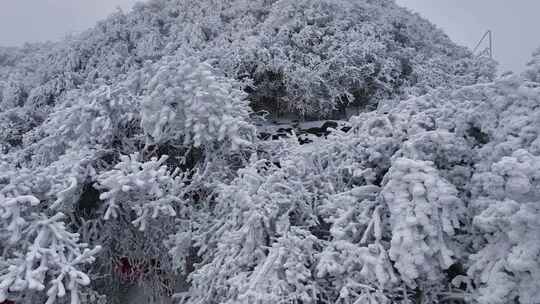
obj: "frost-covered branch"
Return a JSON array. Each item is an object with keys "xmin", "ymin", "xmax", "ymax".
[
  {"xmin": 0, "ymin": 195, "xmax": 100, "ymax": 304},
  {"xmin": 97, "ymin": 153, "xmax": 185, "ymax": 231}
]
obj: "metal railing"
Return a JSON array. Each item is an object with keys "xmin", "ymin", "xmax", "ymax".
[{"xmin": 473, "ymin": 30, "xmax": 493, "ymax": 59}]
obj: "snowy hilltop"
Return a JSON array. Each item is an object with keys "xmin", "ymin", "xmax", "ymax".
[{"xmin": 1, "ymin": 0, "xmax": 539, "ymax": 304}]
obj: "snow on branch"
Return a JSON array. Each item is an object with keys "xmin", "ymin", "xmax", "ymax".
[
  {"xmin": 140, "ymin": 57, "xmax": 255, "ymax": 150},
  {"xmin": 0, "ymin": 195, "xmax": 100, "ymax": 304},
  {"xmin": 381, "ymin": 158, "xmax": 465, "ymax": 288},
  {"xmin": 97, "ymin": 152, "xmax": 186, "ymax": 231}
]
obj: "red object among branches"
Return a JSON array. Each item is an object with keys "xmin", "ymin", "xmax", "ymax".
[
  {"xmin": 1, "ymin": 300, "xmax": 16, "ymax": 304},
  {"xmin": 114, "ymin": 257, "xmax": 162, "ymax": 283},
  {"xmin": 113, "ymin": 256, "xmax": 177, "ymax": 296},
  {"xmin": 114, "ymin": 257, "xmax": 145, "ymax": 282}
]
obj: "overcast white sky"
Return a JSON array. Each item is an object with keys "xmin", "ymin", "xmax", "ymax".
[
  {"xmin": 0, "ymin": 0, "xmax": 137, "ymax": 45},
  {"xmin": 396, "ymin": 0, "xmax": 540, "ymax": 73},
  {"xmin": 0, "ymin": 0, "xmax": 538, "ymax": 72}
]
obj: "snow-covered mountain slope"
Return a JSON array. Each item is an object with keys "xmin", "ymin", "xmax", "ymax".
[
  {"xmin": 2, "ymin": 1, "xmax": 539, "ymax": 304},
  {"xmin": 0, "ymin": 0, "xmax": 494, "ymax": 120}
]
